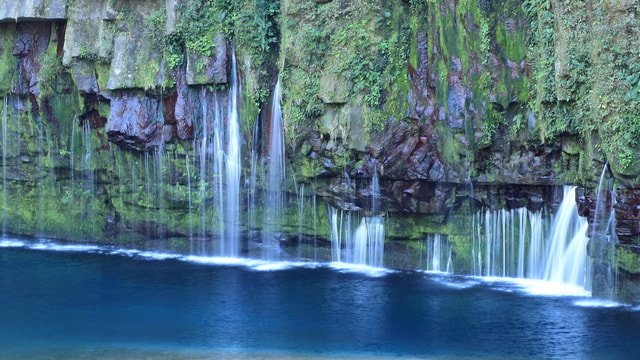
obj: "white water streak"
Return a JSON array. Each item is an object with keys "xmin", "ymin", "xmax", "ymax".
[
  {"xmin": 472, "ymin": 186, "xmax": 588, "ymax": 289},
  {"xmin": 262, "ymin": 78, "xmax": 285, "ymax": 260},
  {"xmin": 330, "ymin": 207, "xmax": 385, "ymax": 268},
  {"xmin": 1, "ymin": 96, "xmax": 6, "ymax": 237}
]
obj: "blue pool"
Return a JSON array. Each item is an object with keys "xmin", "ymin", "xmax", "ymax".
[{"xmin": 1, "ymin": 239, "xmax": 639, "ymax": 359}]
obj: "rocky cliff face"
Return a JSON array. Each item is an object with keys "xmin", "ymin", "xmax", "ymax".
[{"xmin": 1, "ymin": 0, "xmax": 640, "ymax": 302}]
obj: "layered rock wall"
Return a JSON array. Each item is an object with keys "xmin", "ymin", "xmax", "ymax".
[{"xmin": 1, "ymin": 0, "xmax": 640, "ymax": 302}]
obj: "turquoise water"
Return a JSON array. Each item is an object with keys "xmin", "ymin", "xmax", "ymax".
[{"xmin": 1, "ymin": 239, "xmax": 639, "ymax": 359}]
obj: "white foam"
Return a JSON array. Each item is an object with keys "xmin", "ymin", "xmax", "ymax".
[
  {"xmin": 182, "ymin": 256, "xmax": 255, "ymax": 266},
  {"xmin": 0, "ymin": 239, "xmax": 26, "ymax": 247},
  {"xmin": 514, "ymin": 279, "xmax": 590, "ymax": 297},
  {"xmin": 134, "ymin": 251, "xmax": 181, "ymax": 260},
  {"xmin": 422, "ymin": 272, "xmax": 480, "ymax": 289},
  {"xmin": 28, "ymin": 242, "xmax": 102, "ymax": 252},
  {"xmin": 250, "ymin": 262, "xmax": 297, "ymax": 271},
  {"xmin": 108, "ymin": 249, "xmax": 182, "ymax": 260},
  {"xmin": 573, "ymin": 299, "xmax": 624, "ymax": 308},
  {"xmin": 477, "ymin": 277, "xmax": 591, "ymax": 297},
  {"xmin": 439, "ymin": 279, "xmax": 480, "ymax": 289},
  {"xmin": 328, "ymin": 262, "xmax": 393, "ymax": 277},
  {"xmin": 182, "ymin": 256, "xmax": 322, "ymax": 271},
  {"xmin": 109, "ymin": 249, "xmax": 141, "ymax": 257},
  {"xmin": 423, "ymin": 270, "xmax": 451, "ymax": 275}
]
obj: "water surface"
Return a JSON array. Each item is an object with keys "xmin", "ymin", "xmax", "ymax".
[{"xmin": 1, "ymin": 241, "xmax": 639, "ymax": 359}]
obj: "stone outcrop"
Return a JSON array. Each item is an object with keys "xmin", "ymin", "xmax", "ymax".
[{"xmin": 0, "ymin": 0, "xmax": 66, "ymax": 21}]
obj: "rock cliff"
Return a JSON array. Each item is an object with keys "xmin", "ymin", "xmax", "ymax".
[{"xmin": 0, "ymin": 0, "xmax": 639, "ymax": 302}]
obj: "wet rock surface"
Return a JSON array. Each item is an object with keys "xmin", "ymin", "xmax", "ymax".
[{"xmin": 1, "ymin": 0, "xmax": 640, "ymax": 303}]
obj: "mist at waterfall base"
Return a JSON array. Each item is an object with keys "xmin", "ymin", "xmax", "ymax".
[{"xmin": 1, "ymin": 244, "xmax": 640, "ymax": 360}]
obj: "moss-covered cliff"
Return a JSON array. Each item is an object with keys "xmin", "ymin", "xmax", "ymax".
[{"xmin": 1, "ymin": 0, "xmax": 640, "ymax": 302}]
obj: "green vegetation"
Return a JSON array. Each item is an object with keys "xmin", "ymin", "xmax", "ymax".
[
  {"xmin": 522, "ymin": 0, "xmax": 640, "ymax": 181},
  {"xmin": 0, "ymin": 24, "xmax": 17, "ymax": 95}
]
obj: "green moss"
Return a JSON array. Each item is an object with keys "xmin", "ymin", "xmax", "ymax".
[
  {"xmin": 0, "ymin": 23, "xmax": 17, "ymax": 95},
  {"xmin": 521, "ymin": 0, "xmax": 640, "ymax": 182},
  {"xmin": 617, "ymin": 246, "xmax": 640, "ymax": 275},
  {"xmin": 3, "ymin": 177, "xmax": 108, "ymax": 241}
]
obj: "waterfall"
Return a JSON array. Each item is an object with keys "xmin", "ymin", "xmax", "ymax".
[
  {"xmin": 330, "ymin": 207, "xmax": 385, "ymax": 268},
  {"xmin": 262, "ymin": 78, "xmax": 285, "ymax": 260},
  {"xmin": 214, "ymin": 52, "xmax": 241, "ymax": 257},
  {"xmin": 471, "ymin": 186, "xmax": 589, "ymax": 288},
  {"xmin": 526, "ymin": 209, "xmax": 545, "ymax": 279},
  {"xmin": 591, "ymin": 163, "xmax": 617, "ymax": 298},
  {"xmin": 473, "ymin": 208, "xmax": 540, "ymax": 277},
  {"xmin": 154, "ymin": 147, "xmax": 166, "ymax": 237},
  {"xmin": 297, "ymin": 183, "xmax": 304, "ymax": 259},
  {"xmin": 185, "ymin": 153, "xmax": 193, "ymax": 238},
  {"xmin": 189, "ymin": 53, "xmax": 242, "ymax": 257},
  {"xmin": 542, "ymin": 186, "xmax": 589, "ymax": 286},
  {"xmin": 1, "ymin": 96, "xmax": 7, "ymax": 237},
  {"xmin": 424, "ymin": 234, "xmax": 452, "ymax": 273},
  {"xmin": 197, "ymin": 88, "xmax": 210, "ymax": 253},
  {"xmin": 222, "ymin": 52, "xmax": 241, "ymax": 257},
  {"xmin": 247, "ymin": 113, "xmax": 260, "ymax": 246},
  {"xmin": 371, "ymin": 166, "xmax": 380, "ymax": 213},
  {"xmin": 312, "ymin": 190, "xmax": 318, "ymax": 261},
  {"xmin": 81, "ymin": 119, "xmax": 96, "ymax": 199},
  {"xmin": 80, "ymin": 119, "xmax": 96, "ymax": 235},
  {"xmin": 70, "ymin": 115, "xmax": 76, "ymax": 183},
  {"xmin": 213, "ymin": 92, "xmax": 226, "ymax": 250}
]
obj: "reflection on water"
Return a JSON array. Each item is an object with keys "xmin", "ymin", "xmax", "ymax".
[{"xmin": 1, "ymin": 241, "xmax": 640, "ymax": 359}]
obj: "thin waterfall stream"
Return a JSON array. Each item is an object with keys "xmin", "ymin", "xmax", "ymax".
[
  {"xmin": 1, "ymin": 96, "xmax": 6, "ymax": 238},
  {"xmin": 329, "ymin": 169, "xmax": 385, "ymax": 268},
  {"xmin": 262, "ymin": 78, "xmax": 285, "ymax": 260},
  {"xmin": 223, "ymin": 51, "xmax": 241, "ymax": 257}
]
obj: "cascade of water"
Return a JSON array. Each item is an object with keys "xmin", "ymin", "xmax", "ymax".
[
  {"xmin": 82, "ymin": 120, "xmax": 95, "ymax": 191},
  {"xmin": 352, "ymin": 217, "xmax": 384, "ymax": 266},
  {"xmin": 371, "ymin": 166, "xmax": 380, "ymax": 213},
  {"xmin": 330, "ymin": 207, "xmax": 385, "ymax": 267},
  {"xmin": 81, "ymin": 120, "xmax": 96, "ymax": 234},
  {"xmin": 144, "ymin": 151, "xmax": 152, "ymax": 240},
  {"xmin": 247, "ymin": 114, "xmax": 261, "ymax": 244},
  {"xmin": 424, "ymin": 234, "xmax": 452, "ymax": 272},
  {"xmin": 212, "ymin": 92, "xmax": 227, "ymax": 253},
  {"xmin": 591, "ymin": 163, "xmax": 617, "ymax": 297},
  {"xmin": 1, "ymin": 96, "xmax": 7, "ymax": 237},
  {"xmin": 70, "ymin": 115, "xmax": 76, "ymax": 183},
  {"xmin": 185, "ymin": 153, "xmax": 193, "ymax": 238},
  {"xmin": 472, "ymin": 211, "xmax": 482, "ymax": 275},
  {"xmin": 190, "ymin": 55, "xmax": 243, "ymax": 257},
  {"xmin": 312, "ymin": 190, "xmax": 318, "ymax": 261},
  {"xmin": 605, "ymin": 188, "xmax": 617, "ymax": 297},
  {"xmin": 330, "ymin": 206, "xmax": 345, "ymax": 263},
  {"xmin": 517, "ymin": 208, "xmax": 526, "ymax": 278},
  {"xmin": 198, "ymin": 89, "xmax": 210, "ymax": 252},
  {"xmin": 223, "ymin": 52, "xmax": 241, "ymax": 257},
  {"xmin": 541, "ymin": 186, "xmax": 589, "ymax": 286},
  {"xmin": 473, "ymin": 206, "xmax": 546, "ymax": 278},
  {"xmin": 297, "ymin": 183, "xmax": 305, "ymax": 259},
  {"xmin": 527, "ymin": 209, "xmax": 545, "ymax": 278},
  {"xmin": 262, "ymin": 78, "xmax": 285, "ymax": 260},
  {"xmin": 154, "ymin": 147, "xmax": 166, "ymax": 237},
  {"xmin": 593, "ymin": 164, "xmax": 610, "ymax": 240},
  {"xmin": 130, "ymin": 154, "xmax": 137, "ymax": 237},
  {"xmin": 471, "ymin": 186, "xmax": 589, "ymax": 288},
  {"xmin": 36, "ymin": 112, "xmax": 46, "ymax": 234}
]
